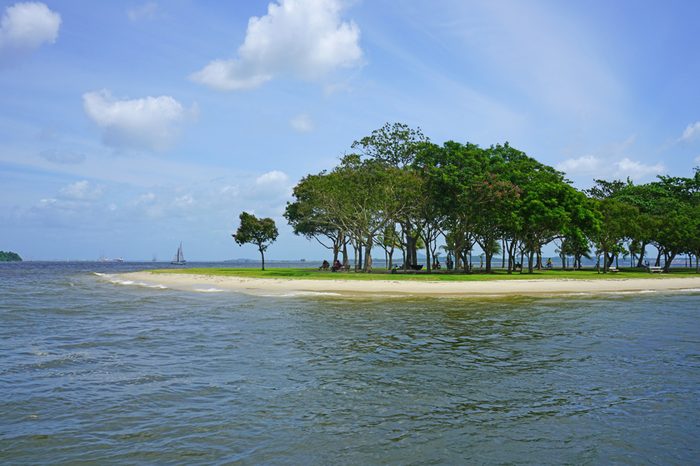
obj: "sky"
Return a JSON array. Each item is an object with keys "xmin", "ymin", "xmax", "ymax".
[{"xmin": 1, "ymin": 0, "xmax": 699, "ymax": 261}]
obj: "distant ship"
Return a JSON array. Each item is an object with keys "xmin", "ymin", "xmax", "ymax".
[
  {"xmin": 171, "ymin": 242, "xmax": 186, "ymax": 265},
  {"xmin": 100, "ymin": 256, "xmax": 124, "ymax": 263}
]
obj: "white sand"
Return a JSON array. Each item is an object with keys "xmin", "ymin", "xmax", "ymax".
[{"xmin": 112, "ymin": 271, "xmax": 700, "ymax": 298}]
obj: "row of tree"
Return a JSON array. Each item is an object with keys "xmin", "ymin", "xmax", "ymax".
[{"xmin": 283, "ymin": 123, "xmax": 700, "ymax": 274}]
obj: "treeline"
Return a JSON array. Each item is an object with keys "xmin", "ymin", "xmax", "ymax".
[
  {"xmin": 0, "ymin": 250, "xmax": 22, "ymax": 262},
  {"xmin": 285, "ymin": 123, "xmax": 700, "ymax": 274}
]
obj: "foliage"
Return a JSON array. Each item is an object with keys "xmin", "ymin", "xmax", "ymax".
[
  {"xmin": 232, "ymin": 212, "xmax": 279, "ymax": 270},
  {"xmin": 0, "ymin": 250, "xmax": 22, "ymax": 262},
  {"xmin": 285, "ymin": 122, "xmax": 699, "ymax": 275}
]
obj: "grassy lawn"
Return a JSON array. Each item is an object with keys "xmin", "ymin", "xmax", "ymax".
[{"xmin": 150, "ymin": 267, "xmax": 699, "ymax": 281}]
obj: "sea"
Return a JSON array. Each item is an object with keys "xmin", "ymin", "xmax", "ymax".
[{"xmin": 1, "ymin": 261, "xmax": 699, "ymax": 464}]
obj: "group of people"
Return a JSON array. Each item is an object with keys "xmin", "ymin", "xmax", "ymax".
[
  {"xmin": 320, "ymin": 257, "xmax": 558, "ymax": 271},
  {"xmin": 320, "ymin": 259, "xmax": 343, "ymax": 272}
]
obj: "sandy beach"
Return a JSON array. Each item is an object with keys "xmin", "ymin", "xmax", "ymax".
[{"xmin": 111, "ymin": 271, "xmax": 700, "ymax": 297}]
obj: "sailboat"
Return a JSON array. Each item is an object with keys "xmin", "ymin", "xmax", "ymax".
[{"xmin": 171, "ymin": 242, "xmax": 186, "ymax": 265}]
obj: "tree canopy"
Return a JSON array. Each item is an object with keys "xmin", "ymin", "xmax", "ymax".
[
  {"xmin": 285, "ymin": 123, "xmax": 699, "ymax": 274},
  {"xmin": 0, "ymin": 250, "xmax": 22, "ymax": 262},
  {"xmin": 232, "ymin": 212, "xmax": 279, "ymax": 270}
]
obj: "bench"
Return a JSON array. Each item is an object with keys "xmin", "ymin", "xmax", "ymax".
[
  {"xmin": 647, "ymin": 266, "xmax": 663, "ymax": 273},
  {"xmin": 608, "ymin": 266, "xmax": 619, "ymax": 273}
]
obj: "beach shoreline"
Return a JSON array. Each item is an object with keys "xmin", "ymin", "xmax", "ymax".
[{"xmin": 110, "ymin": 271, "xmax": 700, "ymax": 297}]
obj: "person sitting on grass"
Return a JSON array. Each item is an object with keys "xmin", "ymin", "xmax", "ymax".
[
  {"xmin": 320, "ymin": 260, "xmax": 330, "ymax": 270},
  {"xmin": 332, "ymin": 259, "xmax": 342, "ymax": 272},
  {"xmin": 546, "ymin": 258, "xmax": 553, "ymax": 269}
]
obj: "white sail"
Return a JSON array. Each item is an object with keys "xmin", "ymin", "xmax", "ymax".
[{"xmin": 171, "ymin": 242, "xmax": 186, "ymax": 265}]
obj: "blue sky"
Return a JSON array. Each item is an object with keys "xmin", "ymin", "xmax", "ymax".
[{"xmin": 1, "ymin": 0, "xmax": 699, "ymax": 261}]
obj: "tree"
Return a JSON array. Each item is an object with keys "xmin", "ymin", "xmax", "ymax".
[
  {"xmin": 353, "ymin": 122, "xmax": 429, "ymax": 270},
  {"xmin": 351, "ymin": 121, "xmax": 428, "ymax": 167},
  {"xmin": 285, "ymin": 172, "xmax": 347, "ymax": 264},
  {"xmin": 0, "ymin": 250, "xmax": 22, "ymax": 262},
  {"xmin": 232, "ymin": 212, "xmax": 279, "ymax": 270}
]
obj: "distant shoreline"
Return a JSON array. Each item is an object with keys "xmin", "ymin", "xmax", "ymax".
[{"xmin": 111, "ymin": 271, "xmax": 700, "ymax": 297}]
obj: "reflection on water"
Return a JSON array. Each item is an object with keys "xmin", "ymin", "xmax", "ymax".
[{"xmin": 1, "ymin": 262, "xmax": 699, "ymax": 464}]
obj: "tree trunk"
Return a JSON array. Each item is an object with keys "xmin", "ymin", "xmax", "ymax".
[
  {"xmin": 506, "ymin": 240, "xmax": 517, "ymax": 274},
  {"xmin": 353, "ymin": 243, "xmax": 359, "ymax": 272},
  {"xmin": 332, "ymin": 235, "xmax": 341, "ymax": 263},
  {"xmin": 364, "ymin": 238, "xmax": 373, "ymax": 273},
  {"xmin": 655, "ymin": 249, "xmax": 662, "ymax": 267},
  {"xmin": 410, "ymin": 237, "xmax": 418, "ymax": 267},
  {"xmin": 342, "ymin": 241, "xmax": 349, "ymax": 267},
  {"xmin": 527, "ymin": 250, "xmax": 535, "ymax": 273},
  {"xmin": 404, "ymin": 234, "xmax": 416, "ymax": 269},
  {"xmin": 357, "ymin": 242, "xmax": 363, "ymax": 271},
  {"xmin": 663, "ymin": 252, "xmax": 676, "ymax": 273},
  {"xmin": 502, "ymin": 239, "xmax": 506, "ymax": 269},
  {"xmin": 636, "ymin": 242, "xmax": 647, "ymax": 268},
  {"xmin": 602, "ymin": 249, "xmax": 609, "ymax": 273},
  {"xmin": 485, "ymin": 251, "xmax": 493, "ymax": 273},
  {"xmin": 425, "ymin": 241, "xmax": 431, "ymax": 273},
  {"xmin": 259, "ymin": 248, "xmax": 266, "ymax": 271}
]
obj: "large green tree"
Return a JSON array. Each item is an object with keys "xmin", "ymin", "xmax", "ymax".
[{"xmin": 285, "ymin": 172, "xmax": 347, "ymax": 264}]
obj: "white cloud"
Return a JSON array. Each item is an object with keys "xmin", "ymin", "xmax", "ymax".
[
  {"xmin": 59, "ymin": 180, "xmax": 103, "ymax": 200},
  {"xmin": 191, "ymin": 0, "xmax": 363, "ymax": 91},
  {"xmin": 557, "ymin": 155, "xmax": 665, "ymax": 182},
  {"xmin": 290, "ymin": 113, "xmax": 314, "ymax": 132},
  {"xmin": 680, "ymin": 121, "xmax": 700, "ymax": 142},
  {"xmin": 0, "ymin": 2, "xmax": 60, "ymax": 53},
  {"xmin": 615, "ymin": 157, "xmax": 665, "ymax": 180},
  {"xmin": 255, "ymin": 170, "xmax": 289, "ymax": 186},
  {"xmin": 127, "ymin": 2, "xmax": 158, "ymax": 22},
  {"xmin": 556, "ymin": 155, "xmax": 601, "ymax": 175},
  {"xmin": 83, "ymin": 90, "xmax": 191, "ymax": 151}
]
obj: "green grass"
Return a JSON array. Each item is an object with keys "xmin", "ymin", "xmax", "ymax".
[{"xmin": 150, "ymin": 267, "xmax": 699, "ymax": 281}]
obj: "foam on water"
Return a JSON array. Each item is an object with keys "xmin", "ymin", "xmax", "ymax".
[
  {"xmin": 259, "ymin": 290, "xmax": 344, "ymax": 297},
  {"xmin": 93, "ymin": 272, "xmax": 168, "ymax": 290},
  {"xmin": 193, "ymin": 287, "xmax": 225, "ymax": 293}
]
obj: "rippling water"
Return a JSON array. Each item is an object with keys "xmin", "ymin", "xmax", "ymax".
[{"xmin": 1, "ymin": 262, "xmax": 699, "ymax": 464}]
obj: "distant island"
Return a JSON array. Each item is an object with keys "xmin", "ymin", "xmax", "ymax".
[{"xmin": 0, "ymin": 251, "xmax": 22, "ymax": 262}]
